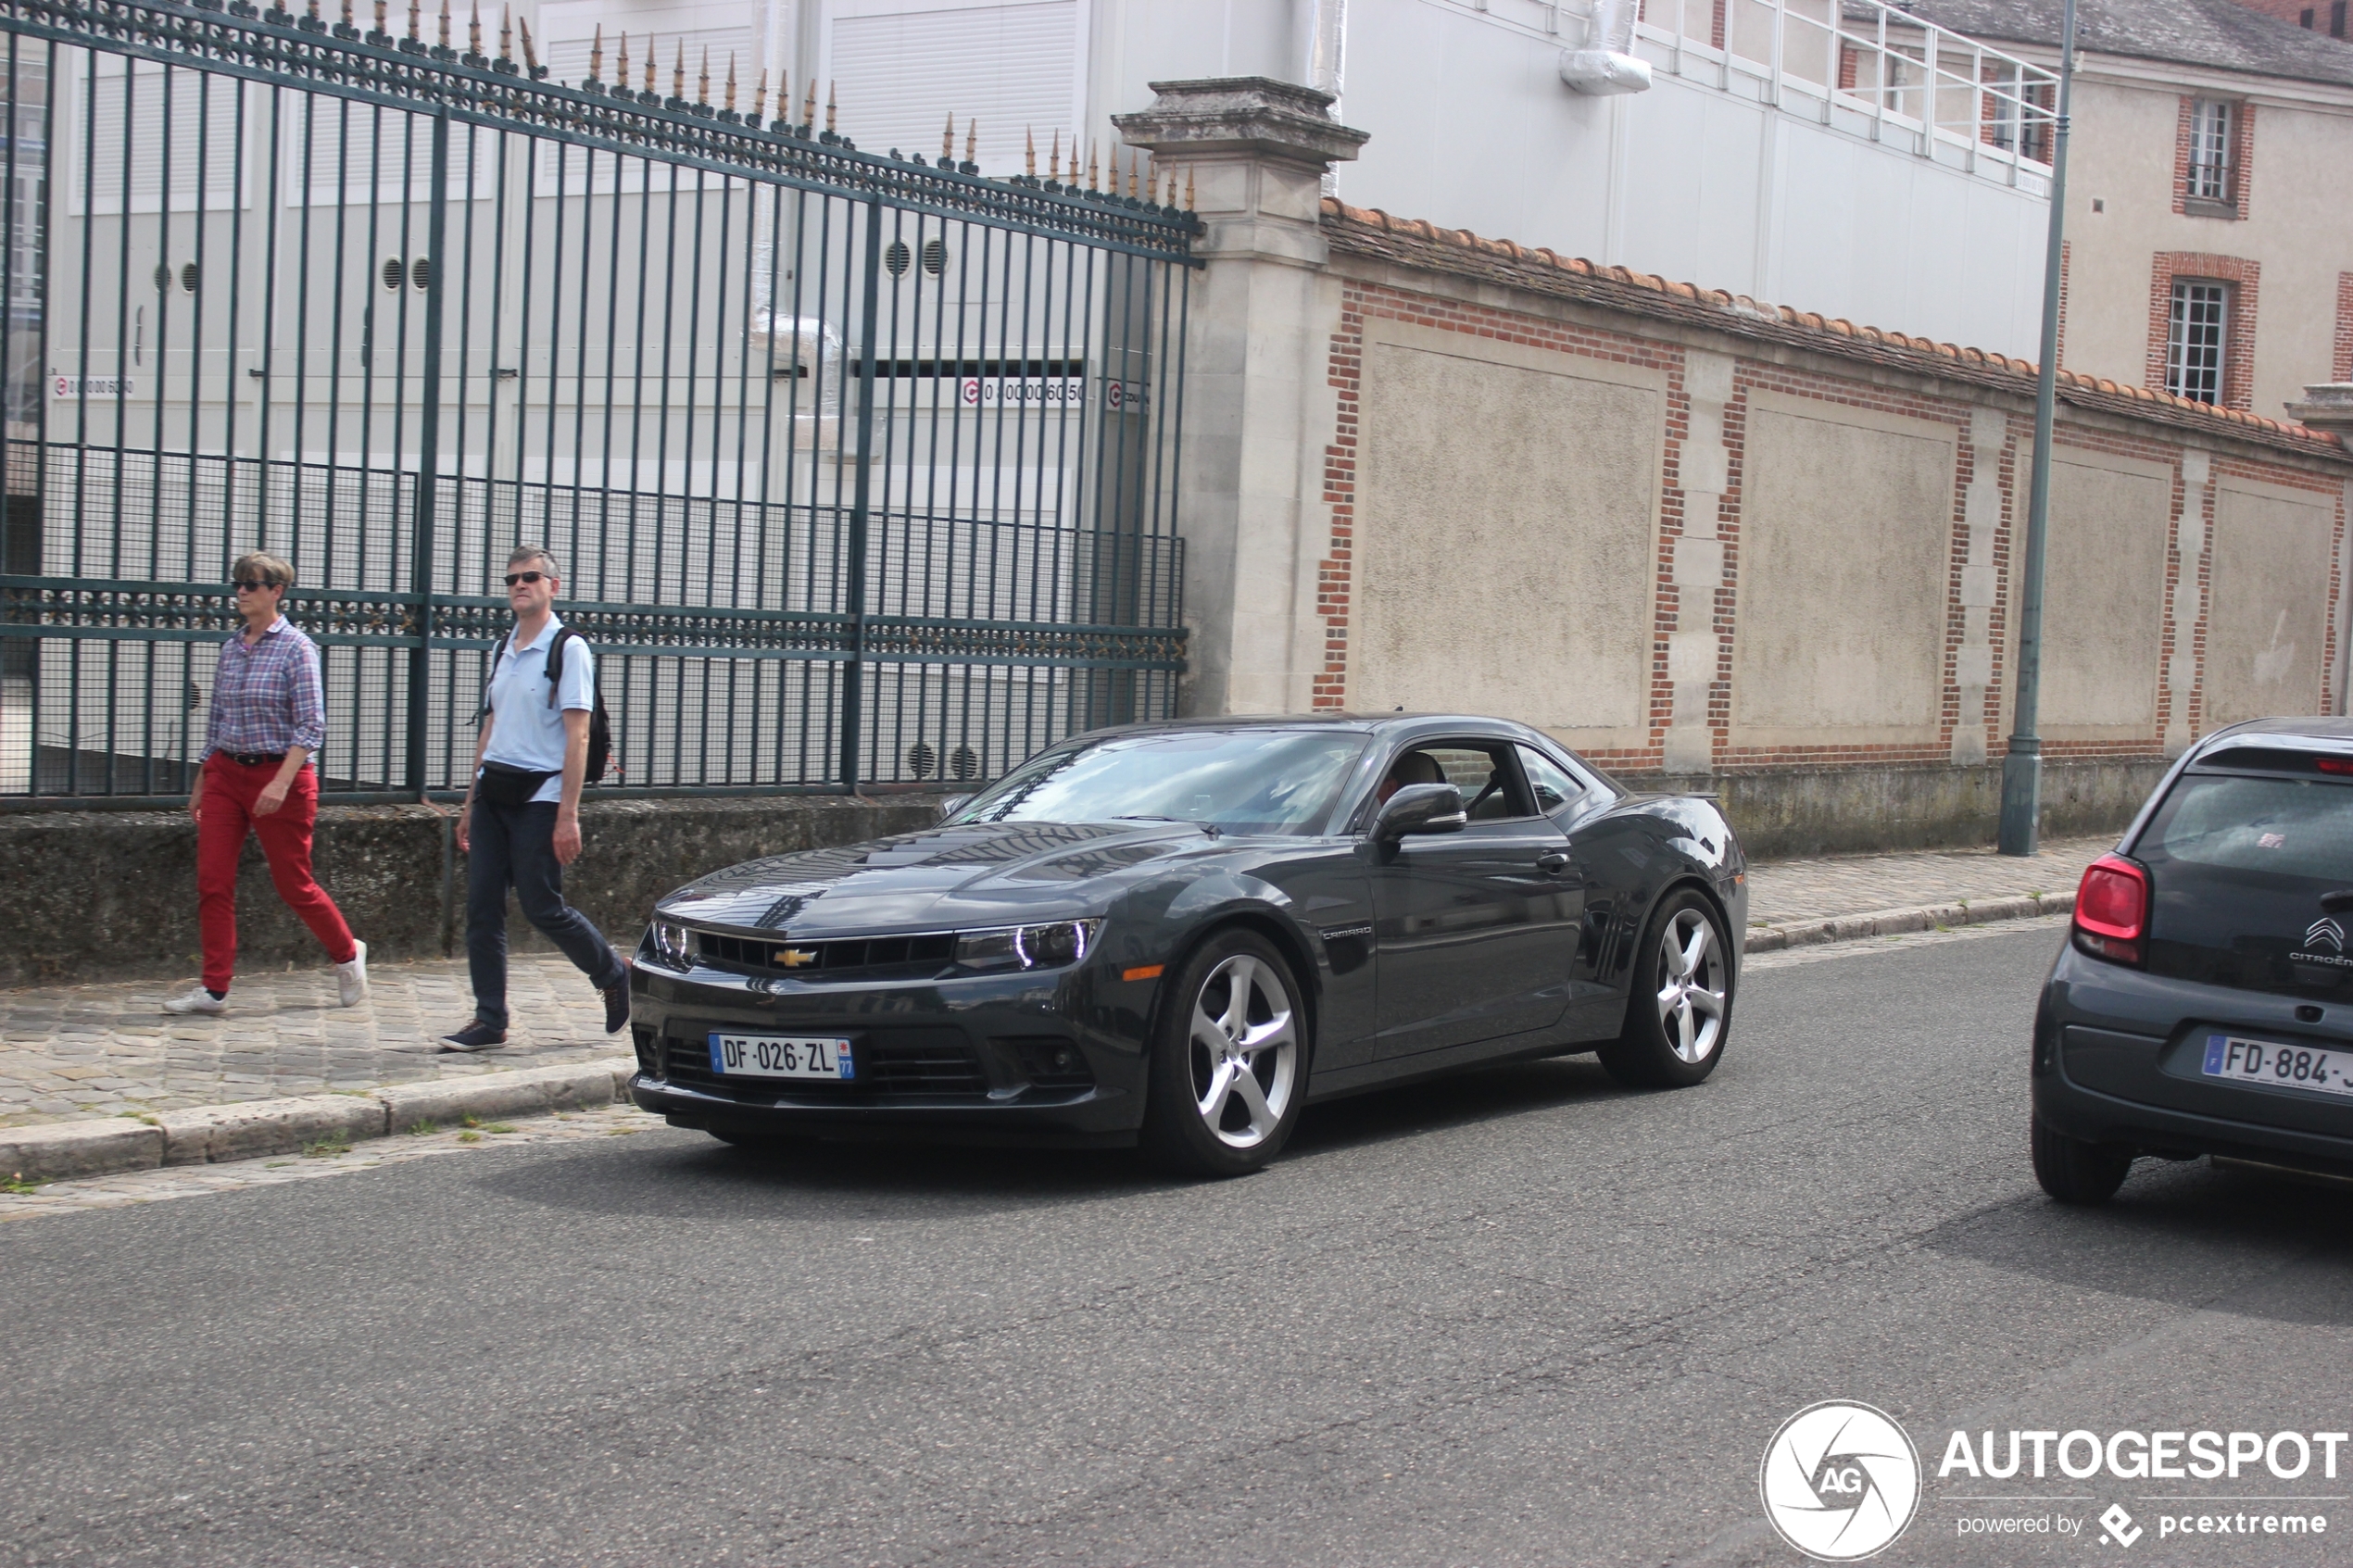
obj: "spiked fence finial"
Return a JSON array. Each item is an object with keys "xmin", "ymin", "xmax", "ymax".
[
  {"xmin": 965, "ymin": 119, "xmax": 977, "ymax": 166},
  {"xmin": 614, "ymin": 30, "xmax": 627, "ymax": 84},
  {"xmin": 642, "ymin": 39, "xmax": 656, "ymax": 94},
  {"xmin": 1126, "ymin": 149, "xmax": 1139, "ymax": 198},
  {"xmin": 1185, "ymin": 167, "xmax": 1195, "ymax": 211},
  {"xmin": 436, "ymin": 0, "xmax": 449, "ymax": 48},
  {"xmin": 802, "ymin": 78, "xmax": 817, "ymax": 129},
  {"xmin": 407, "ymin": 0, "xmax": 419, "ymax": 41},
  {"xmin": 1087, "ymin": 142, "xmax": 1098, "ymax": 192},
  {"xmin": 497, "ymin": 4, "xmax": 510, "ymax": 62},
  {"xmin": 672, "ymin": 41, "xmax": 685, "ymax": 101},
  {"xmin": 340, "ymin": 0, "xmax": 352, "ymax": 29},
  {"xmin": 724, "ymin": 53, "xmax": 736, "ymax": 113},
  {"xmin": 698, "ymin": 46, "xmax": 710, "ymax": 106},
  {"xmin": 1049, "ymin": 130, "xmax": 1060, "ymax": 182},
  {"xmin": 375, "ymin": 0, "xmax": 389, "ymax": 38},
  {"xmin": 752, "ymin": 69, "xmax": 767, "ymax": 123},
  {"xmin": 1025, "ymin": 126, "xmax": 1035, "ymax": 178},
  {"xmin": 517, "ymin": 14, "xmax": 538, "ymax": 75},
  {"xmin": 941, "ymin": 113, "xmax": 954, "ymax": 164},
  {"xmin": 585, "ymin": 21, "xmax": 599, "ymax": 82},
  {"xmin": 469, "ymin": 2, "xmax": 484, "ymax": 61},
  {"xmin": 308, "ymin": 0, "xmax": 322, "ymax": 25},
  {"xmin": 825, "ymin": 81, "xmax": 837, "ymax": 132}
]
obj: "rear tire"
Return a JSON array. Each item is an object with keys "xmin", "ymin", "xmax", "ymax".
[
  {"xmin": 1598, "ymin": 889, "xmax": 1733, "ymax": 1089},
  {"xmin": 1139, "ymin": 930, "xmax": 1309, "ymax": 1179},
  {"xmin": 2032, "ymin": 1116, "xmax": 2133, "ymax": 1204}
]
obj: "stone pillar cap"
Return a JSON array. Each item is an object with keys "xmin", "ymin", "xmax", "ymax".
[
  {"xmin": 1113, "ymin": 77, "xmax": 1369, "ymax": 167},
  {"xmin": 2284, "ymin": 383, "xmax": 2353, "ymax": 443}
]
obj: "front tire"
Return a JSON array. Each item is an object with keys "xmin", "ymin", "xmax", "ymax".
[
  {"xmin": 1598, "ymin": 889, "xmax": 1733, "ymax": 1088},
  {"xmin": 1139, "ymin": 930, "xmax": 1309, "ymax": 1178},
  {"xmin": 2031, "ymin": 1116, "xmax": 2133, "ymax": 1204}
]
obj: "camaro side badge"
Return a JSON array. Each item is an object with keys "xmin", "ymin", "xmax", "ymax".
[
  {"xmin": 1319, "ymin": 924, "xmax": 1373, "ymax": 942},
  {"xmin": 2307, "ymin": 917, "xmax": 2346, "ymax": 954}
]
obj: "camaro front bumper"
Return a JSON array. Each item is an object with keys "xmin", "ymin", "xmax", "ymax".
[
  {"xmin": 2035, "ymin": 944, "xmax": 2353, "ymax": 1177},
  {"xmin": 625, "ymin": 959, "xmax": 1155, "ymax": 1146}
]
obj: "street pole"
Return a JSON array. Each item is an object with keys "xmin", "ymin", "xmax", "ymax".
[{"xmin": 1998, "ymin": 0, "xmax": 2078, "ymax": 858}]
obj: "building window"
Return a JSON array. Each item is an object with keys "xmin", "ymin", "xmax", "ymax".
[
  {"xmin": 2335, "ymin": 0, "xmax": 2347, "ymax": 38},
  {"xmin": 2166, "ymin": 280, "xmax": 2230, "ymax": 405},
  {"xmin": 2187, "ymin": 99, "xmax": 2235, "ymax": 202}
]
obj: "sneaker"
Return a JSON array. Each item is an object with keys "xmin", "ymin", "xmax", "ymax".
[
  {"xmin": 440, "ymin": 1022, "xmax": 508, "ymax": 1053},
  {"xmin": 602, "ymin": 951, "xmax": 633, "ymax": 1035},
  {"xmin": 161, "ymin": 985, "xmax": 225, "ymax": 1016},
  {"xmin": 335, "ymin": 939, "xmax": 370, "ymax": 1008}
]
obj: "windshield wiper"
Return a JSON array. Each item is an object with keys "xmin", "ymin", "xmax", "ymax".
[{"xmin": 1114, "ymin": 814, "xmax": 1221, "ymax": 837}]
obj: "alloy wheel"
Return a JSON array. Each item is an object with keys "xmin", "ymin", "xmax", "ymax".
[
  {"xmin": 1654, "ymin": 907, "xmax": 1728, "ymax": 1064},
  {"xmin": 1188, "ymin": 953, "xmax": 1300, "ymax": 1148}
]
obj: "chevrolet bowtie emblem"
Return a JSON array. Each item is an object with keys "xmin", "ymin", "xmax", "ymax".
[{"xmin": 773, "ymin": 946, "xmax": 821, "ymax": 968}]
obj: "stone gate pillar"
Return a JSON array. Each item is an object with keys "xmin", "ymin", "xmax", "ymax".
[{"xmin": 1114, "ymin": 79, "xmax": 1366, "ymax": 716}]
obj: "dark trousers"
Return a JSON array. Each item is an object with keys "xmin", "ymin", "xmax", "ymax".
[{"xmin": 465, "ymin": 799, "xmax": 624, "ymax": 1029}]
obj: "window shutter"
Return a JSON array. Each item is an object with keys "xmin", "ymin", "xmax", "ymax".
[{"xmin": 827, "ymin": 1, "xmax": 1080, "ymax": 177}]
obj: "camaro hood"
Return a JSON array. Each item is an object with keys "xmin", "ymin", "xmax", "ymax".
[{"xmin": 654, "ymin": 820, "xmax": 1210, "ymax": 934}]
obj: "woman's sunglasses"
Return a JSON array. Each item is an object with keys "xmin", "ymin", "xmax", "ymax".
[
  {"xmin": 231, "ymin": 579, "xmax": 276, "ymax": 593},
  {"xmin": 503, "ymin": 570, "xmax": 548, "ymax": 587}
]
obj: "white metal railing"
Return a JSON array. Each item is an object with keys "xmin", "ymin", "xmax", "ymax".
[
  {"xmin": 1438, "ymin": 0, "xmax": 2058, "ymax": 190},
  {"xmin": 1634, "ymin": 0, "xmax": 2058, "ymax": 184}
]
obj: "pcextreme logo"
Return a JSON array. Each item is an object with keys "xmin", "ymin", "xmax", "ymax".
[{"xmin": 1760, "ymin": 1401, "xmax": 1923, "ymax": 1561}]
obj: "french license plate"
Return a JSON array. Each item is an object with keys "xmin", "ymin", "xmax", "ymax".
[
  {"xmin": 708, "ymin": 1032, "xmax": 855, "ymax": 1081},
  {"xmin": 2200, "ymin": 1033, "xmax": 2353, "ymax": 1098}
]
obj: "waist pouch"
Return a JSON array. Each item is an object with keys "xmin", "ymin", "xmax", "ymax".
[{"xmin": 478, "ymin": 759, "xmax": 560, "ymax": 809}]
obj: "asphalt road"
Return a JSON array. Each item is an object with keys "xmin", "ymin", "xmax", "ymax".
[{"xmin": 6, "ymin": 922, "xmax": 2353, "ymax": 1568}]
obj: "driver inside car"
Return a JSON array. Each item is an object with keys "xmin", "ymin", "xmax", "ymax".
[{"xmin": 1375, "ymin": 749, "xmax": 1444, "ymax": 806}]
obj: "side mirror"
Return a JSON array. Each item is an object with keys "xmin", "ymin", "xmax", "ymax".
[
  {"xmin": 937, "ymin": 794, "xmax": 973, "ymax": 823},
  {"xmin": 1373, "ymin": 782, "xmax": 1467, "ymax": 843}
]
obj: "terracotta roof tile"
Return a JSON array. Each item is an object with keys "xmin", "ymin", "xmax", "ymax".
[{"xmin": 1320, "ymin": 197, "xmax": 2343, "ymax": 452}]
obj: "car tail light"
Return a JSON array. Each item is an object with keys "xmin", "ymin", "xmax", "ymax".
[
  {"xmin": 2319, "ymin": 757, "xmax": 2353, "ymax": 775},
  {"xmin": 2073, "ymin": 854, "xmax": 2149, "ymax": 966}
]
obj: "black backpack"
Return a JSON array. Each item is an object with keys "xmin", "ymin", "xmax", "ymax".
[{"xmin": 485, "ymin": 626, "xmax": 617, "ymax": 784}]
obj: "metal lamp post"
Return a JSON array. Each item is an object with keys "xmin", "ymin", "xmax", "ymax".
[{"xmin": 1999, "ymin": 0, "xmax": 2080, "ymax": 858}]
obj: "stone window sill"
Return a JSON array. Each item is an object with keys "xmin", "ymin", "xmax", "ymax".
[{"xmin": 2183, "ymin": 196, "xmax": 2240, "ymax": 220}]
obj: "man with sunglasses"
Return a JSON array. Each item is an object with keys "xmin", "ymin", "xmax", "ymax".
[
  {"xmin": 443, "ymin": 545, "xmax": 629, "ymax": 1051},
  {"xmin": 164, "ymin": 552, "xmax": 369, "ymax": 1015}
]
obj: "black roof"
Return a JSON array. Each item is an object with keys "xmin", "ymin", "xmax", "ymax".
[{"xmin": 1900, "ymin": 0, "xmax": 2353, "ymax": 87}]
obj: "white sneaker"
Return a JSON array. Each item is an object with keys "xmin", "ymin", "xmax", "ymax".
[
  {"xmin": 162, "ymin": 985, "xmax": 225, "ymax": 1016},
  {"xmin": 336, "ymin": 939, "xmax": 370, "ymax": 1008}
]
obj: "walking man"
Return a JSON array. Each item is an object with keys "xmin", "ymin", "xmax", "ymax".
[
  {"xmin": 166, "ymin": 552, "xmax": 369, "ymax": 1014},
  {"xmin": 444, "ymin": 545, "xmax": 630, "ymax": 1051}
]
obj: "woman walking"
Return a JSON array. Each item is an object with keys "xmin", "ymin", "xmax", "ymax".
[{"xmin": 163, "ymin": 552, "xmax": 370, "ymax": 1015}]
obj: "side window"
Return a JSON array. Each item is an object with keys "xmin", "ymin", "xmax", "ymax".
[
  {"xmin": 1375, "ymin": 742, "xmax": 1534, "ymax": 822},
  {"xmin": 1516, "ymin": 745, "xmax": 1584, "ymax": 817}
]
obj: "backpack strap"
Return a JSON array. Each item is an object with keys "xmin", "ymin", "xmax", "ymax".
[
  {"xmin": 545, "ymin": 626, "xmax": 574, "ymax": 709},
  {"xmin": 480, "ymin": 631, "xmax": 511, "ymax": 719}
]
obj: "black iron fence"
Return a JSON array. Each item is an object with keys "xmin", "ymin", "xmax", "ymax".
[{"xmin": 0, "ymin": 0, "xmax": 1193, "ymax": 805}]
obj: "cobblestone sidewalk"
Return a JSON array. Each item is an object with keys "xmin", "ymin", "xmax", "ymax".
[
  {"xmin": 0, "ymin": 834, "xmax": 2114, "ymax": 1136},
  {"xmin": 0, "ymin": 952, "xmax": 621, "ymax": 1132},
  {"xmin": 1744, "ymin": 834, "xmax": 2108, "ymax": 927}
]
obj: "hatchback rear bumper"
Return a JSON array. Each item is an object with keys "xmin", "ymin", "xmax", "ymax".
[{"xmin": 2035, "ymin": 944, "xmax": 2353, "ymax": 1177}]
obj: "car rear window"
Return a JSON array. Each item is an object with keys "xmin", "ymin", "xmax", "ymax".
[{"xmin": 2147, "ymin": 773, "xmax": 2353, "ymax": 882}]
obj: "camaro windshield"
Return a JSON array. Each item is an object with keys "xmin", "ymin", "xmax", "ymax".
[{"xmin": 949, "ymin": 730, "xmax": 1370, "ymax": 836}]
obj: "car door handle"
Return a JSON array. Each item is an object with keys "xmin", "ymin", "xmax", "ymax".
[{"xmin": 1535, "ymin": 851, "xmax": 1571, "ymax": 874}]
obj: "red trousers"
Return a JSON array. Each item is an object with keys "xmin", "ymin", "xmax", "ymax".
[{"xmin": 196, "ymin": 754, "xmax": 357, "ymax": 993}]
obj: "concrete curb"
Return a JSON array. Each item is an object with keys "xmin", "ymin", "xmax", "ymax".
[
  {"xmin": 1745, "ymin": 890, "xmax": 2075, "ymax": 954},
  {"xmin": 3, "ymin": 1055, "xmax": 636, "ymax": 1185}
]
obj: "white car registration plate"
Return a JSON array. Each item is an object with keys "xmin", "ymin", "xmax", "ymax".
[
  {"xmin": 2199, "ymin": 1033, "xmax": 2353, "ymax": 1098},
  {"xmin": 708, "ymin": 1032, "xmax": 855, "ymax": 1081}
]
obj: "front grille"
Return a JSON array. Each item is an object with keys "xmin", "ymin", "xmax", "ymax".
[
  {"xmin": 659, "ymin": 1027, "xmax": 988, "ymax": 1098},
  {"xmin": 695, "ymin": 930, "xmax": 957, "ymax": 978}
]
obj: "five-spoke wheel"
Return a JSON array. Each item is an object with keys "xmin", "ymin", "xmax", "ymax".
[
  {"xmin": 1599, "ymin": 889, "xmax": 1735, "ymax": 1088},
  {"xmin": 1142, "ymin": 930, "xmax": 1308, "ymax": 1176}
]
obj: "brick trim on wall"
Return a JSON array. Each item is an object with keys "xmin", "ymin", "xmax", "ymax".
[
  {"xmin": 2171, "ymin": 93, "xmax": 2255, "ymax": 220},
  {"xmin": 2147, "ymin": 252, "xmax": 2260, "ymax": 411},
  {"xmin": 2337, "ymin": 271, "xmax": 2353, "ymax": 383}
]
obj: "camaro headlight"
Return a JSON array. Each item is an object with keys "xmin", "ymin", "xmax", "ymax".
[
  {"xmin": 644, "ymin": 919, "xmax": 694, "ymax": 972},
  {"xmin": 954, "ymin": 920, "xmax": 1099, "ymax": 972}
]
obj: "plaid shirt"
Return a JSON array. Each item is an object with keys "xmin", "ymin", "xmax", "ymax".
[{"xmin": 200, "ymin": 617, "xmax": 327, "ymax": 763}]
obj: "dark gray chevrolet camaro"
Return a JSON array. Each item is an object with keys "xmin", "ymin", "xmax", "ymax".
[{"xmin": 626, "ymin": 714, "xmax": 1748, "ymax": 1175}]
